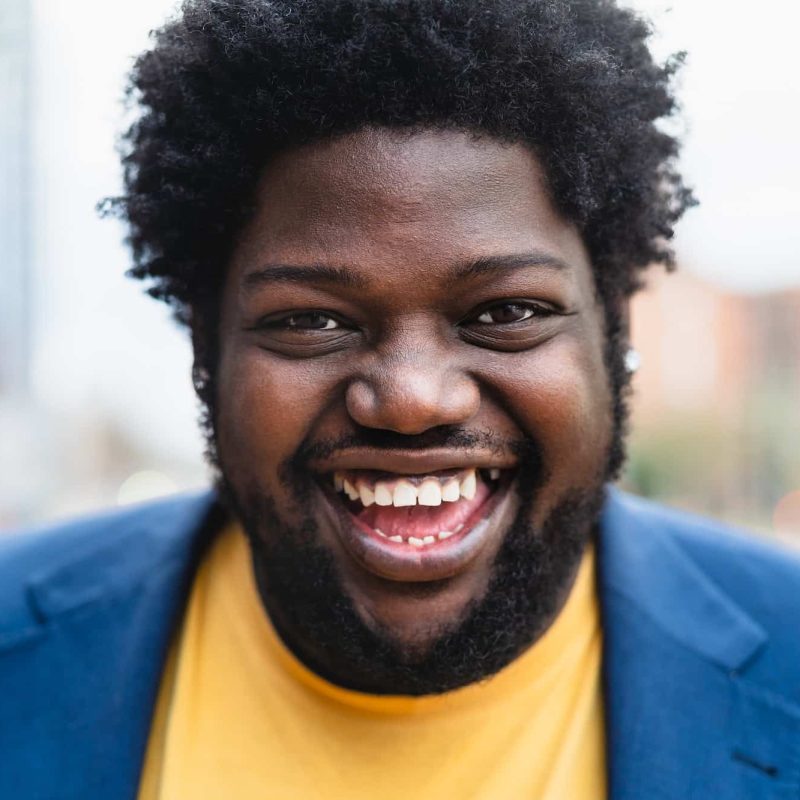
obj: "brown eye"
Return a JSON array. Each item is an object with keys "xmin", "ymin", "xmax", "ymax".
[
  {"xmin": 475, "ymin": 303, "xmax": 544, "ymax": 325},
  {"xmin": 283, "ymin": 312, "xmax": 340, "ymax": 330}
]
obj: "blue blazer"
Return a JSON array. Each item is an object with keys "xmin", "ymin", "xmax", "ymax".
[{"xmin": 1, "ymin": 489, "xmax": 799, "ymax": 799}]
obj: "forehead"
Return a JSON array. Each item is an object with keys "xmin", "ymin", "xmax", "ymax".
[{"xmin": 229, "ymin": 128, "xmax": 590, "ymax": 284}]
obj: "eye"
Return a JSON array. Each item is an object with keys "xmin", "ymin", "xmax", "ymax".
[
  {"xmin": 474, "ymin": 302, "xmax": 549, "ymax": 325},
  {"xmin": 460, "ymin": 298, "xmax": 572, "ymax": 352},
  {"xmin": 280, "ymin": 312, "xmax": 341, "ymax": 331},
  {"xmin": 247, "ymin": 309, "xmax": 357, "ymax": 358}
]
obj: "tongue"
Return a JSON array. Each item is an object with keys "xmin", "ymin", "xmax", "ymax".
[{"xmin": 356, "ymin": 480, "xmax": 491, "ymax": 537}]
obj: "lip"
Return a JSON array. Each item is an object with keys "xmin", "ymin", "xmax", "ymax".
[{"xmin": 316, "ymin": 472, "xmax": 516, "ymax": 583}]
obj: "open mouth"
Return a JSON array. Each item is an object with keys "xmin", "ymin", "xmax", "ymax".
[{"xmin": 317, "ymin": 465, "xmax": 516, "ymax": 582}]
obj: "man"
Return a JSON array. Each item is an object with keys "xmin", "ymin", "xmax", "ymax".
[{"xmin": 2, "ymin": 0, "xmax": 799, "ymax": 797}]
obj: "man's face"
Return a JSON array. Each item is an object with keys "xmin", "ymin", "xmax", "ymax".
[{"xmin": 215, "ymin": 128, "xmax": 615, "ymax": 693}]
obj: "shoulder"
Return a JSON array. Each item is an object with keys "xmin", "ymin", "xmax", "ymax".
[
  {"xmin": 609, "ymin": 490, "xmax": 800, "ymax": 602},
  {"xmin": 605, "ymin": 490, "xmax": 800, "ymax": 686},
  {"xmin": 0, "ymin": 492, "xmax": 218, "ymax": 638}
]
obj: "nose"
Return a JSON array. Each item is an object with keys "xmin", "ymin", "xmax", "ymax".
[{"xmin": 345, "ymin": 349, "xmax": 480, "ymax": 435}]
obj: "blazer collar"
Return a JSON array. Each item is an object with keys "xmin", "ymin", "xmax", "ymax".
[
  {"xmin": 599, "ymin": 489, "xmax": 800, "ymax": 799},
  {"xmin": 27, "ymin": 491, "xmax": 219, "ymax": 621},
  {"xmin": 1, "ymin": 491, "xmax": 222, "ymax": 800},
  {"xmin": 599, "ymin": 489, "xmax": 767, "ymax": 671}
]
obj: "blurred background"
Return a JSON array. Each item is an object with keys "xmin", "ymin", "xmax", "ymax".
[{"xmin": 1, "ymin": 0, "xmax": 798, "ymax": 540}]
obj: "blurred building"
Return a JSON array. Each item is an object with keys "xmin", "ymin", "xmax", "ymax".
[
  {"xmin": 631, "ymin": 271, "xmax": 800, "ymax": 421},
  {"xmin": 627, "ymin": 269, "xmax": 800, "ymax": 535}
]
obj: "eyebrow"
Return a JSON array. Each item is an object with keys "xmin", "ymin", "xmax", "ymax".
[
  {"xmin": 241, "ymin": 250, "xmax": 569, "ymax": 293},
  {"xmin": 242, "ymin": 264, "xmax": 369, "ymax": 291},
  {"xmin": 449, "ymin": 251, "xmax": 570, "ymax": 280}
]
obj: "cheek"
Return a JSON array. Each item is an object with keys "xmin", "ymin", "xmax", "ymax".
[
  {"xmin": 485, "ymin": 335, "xmax": 612, "ymax": 482},
  {"xmin": 216, "ymin": 347, "xmax": 335, "ymax": 488}
]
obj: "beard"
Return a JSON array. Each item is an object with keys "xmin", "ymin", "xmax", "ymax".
[{"xmin": 218, "ymin": 427, "xmax": 609, "ymax": 696}]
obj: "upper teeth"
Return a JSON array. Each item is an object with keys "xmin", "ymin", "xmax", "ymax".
[
  {"xmin": 417, "ymin": 479, "xmax": 442, "ymax": 506},
  {"xmin": 332, "ymin": 467, "xmax": 496, "ymax": 508},
  {"xmin": 441, "ymin": 479, "xmax": 460, "ymax": 502}
]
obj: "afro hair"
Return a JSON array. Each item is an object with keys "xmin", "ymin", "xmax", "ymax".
[{"xmin": 110, "ymin": 0, "xmax": 695, "ymax": 330}]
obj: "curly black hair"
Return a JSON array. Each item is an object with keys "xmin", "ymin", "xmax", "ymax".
[{"xmin": 107, "ymin": 0, "xmax": 695, "ymax": 475}]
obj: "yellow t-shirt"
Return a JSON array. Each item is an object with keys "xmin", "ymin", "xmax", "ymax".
[{"xmin": 139, "ymin": 525, "xmax": 606, "ymax": 799}]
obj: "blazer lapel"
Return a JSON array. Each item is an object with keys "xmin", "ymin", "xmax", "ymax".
[
  {"xmin": 0, "ymin": 492, "xmax": 221, "ymax": 800},
  {"xmin": 600, "ymin": 491, "xmax": 800, "ymax": 799}
]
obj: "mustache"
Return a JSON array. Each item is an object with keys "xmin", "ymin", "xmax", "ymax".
[{"xmin": 284, "ymin": 425, "xmax": 544, "ymax": 485}]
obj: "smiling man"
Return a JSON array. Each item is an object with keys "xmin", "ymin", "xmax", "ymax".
[
  {"xmin": 216, "ymin": 129, "xmax": 616, "ymax": 700},
  {"xmin": 3, "ymin": 1, "xmax": 800, "ymax": 799}
]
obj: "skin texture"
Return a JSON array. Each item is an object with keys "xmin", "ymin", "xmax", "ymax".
[{"xmin": 215, "ymin": 128, "xmax": 615, "ymax": 690}]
